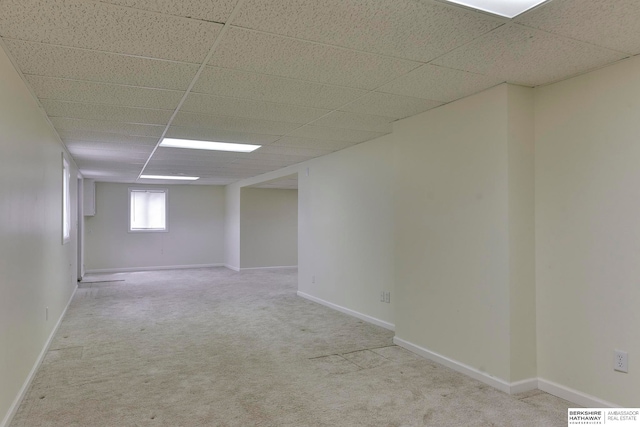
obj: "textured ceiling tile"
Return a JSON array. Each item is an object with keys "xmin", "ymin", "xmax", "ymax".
[
  {"xmin": 166, "ymin": 126, "xmax": 280, "ymax": 145},
  {"xmin": 96, "ymin": 0, "xmax": 237, "ymax": 23},
  {"xmin": 256, "ymin": 144, "xmax": 333, "ymax": 158},
  {"xmin": 193, "ymin": 66, "xmax": 367, "ymax": 109},
  {"xmin": 171, "ymin": 111, "xmax": 300, "ymax": 135},
  {"xmin": 41, "ymin": 100, "xmax": 172, "ymax": 125},
  {"xmin": 378, "ymin": 64, "xmax": 504, "ymax": 102},
  {"xmin": 26, "ymin": 76, "xmax": 183, "ymax": 110},
  {"xmin": 339, "ymin": 92, "xmax": 442, "ymax": 119},
  {"xmin": 50, "ymin": 117, "xmax": 165, "ymax": 138},
  {"xmin": 0, "ymin": 0, "xmax": 222, "ymax": 62},
  {"xmin": 233, "ymin": 0, "xmax": 503, "ymax": 62},
  {"xmin": 150, "ymin": 147, "xmax": 253, "ymax": 163},
  {"xmin": 288, "ymin": 125, "xmax": 386, "ymax": 143},
  {"xmin": 311, "ymin": 111, "xmax": 395, "ymax": 133},
  {"xmin": 273, "ymin": 136, "xmax": 355, "ymax": 151},
  {"xmin": 57, "ymin": 130, "xmax": 159, "ymax": 146},
  {"xmin": 180, "ymin": 92, "xmax": 329, "ymax": 124},
  {"xmin": 209, "ymin": 27, "xmax": 420, "ymax": 90},
  {"xmin": 516, "ymin": 0, "xmax": 640, "ymax": 55},
  {"xmin": 4, "ymin": 40, "xmax": 199, "ymax": 90},
  {"xmin": 432, "ymin": 24, "xmax": 627, "ymax": 86}
]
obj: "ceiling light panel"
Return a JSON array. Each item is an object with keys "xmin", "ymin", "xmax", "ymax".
[
  {"xmin": 3, "ymin": 40, "xmax": 200, "ymax": 91},
  {"xmin": 159, "ymin": 138, "xmax": 261, "ymax": 153},
  {"xmin": 233, "ymin": 0, "xmax": 502, "ymax": 62},
  {"xmin": 26, "ymin": 76, "xmax": 184, "ymax": 110},
  {"xmin": 140, "ymin": 175, "xmax": 199, "ymax": 181},
  {"xmin": 193, "ymin": 66, "xmax": 367, "ymax": 110},
  {"xmin": 166, "ymin": 126, "xmax": 281, "ymax": 145},
  {"xmin": 442, "ymin": 0, "xmax": 547, "ymax": 18},
  {"xmin": 0, "ymin": 0, "xmax": 223, "ymax": 63},
  {"xmin": 209, "ymin": 27, "xmax": 420, "ymax": 90}
]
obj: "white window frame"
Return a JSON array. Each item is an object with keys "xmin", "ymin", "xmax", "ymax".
[
  {"xmin": 62, "ymin": 155, "xmax": 71, "ymax": 244},
  {"xmin": 128, "ymin": 187, "xmax": 169, "ymax": 233}
]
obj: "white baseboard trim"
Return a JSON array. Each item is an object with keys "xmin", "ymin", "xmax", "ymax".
[
  {"xmin": 240, "ymin": 265, "xmax": 298, "ymax": 271},
  {"xmin": 510, "ymin": 378, "xmax": 539, "ymax": 395},
  {"xmin": 85, "ymin": 264, "xmax": 224, "ymax": 274},
  {"xmin": 538, "ymin": 378, "xmax": 619, "ymax": 408},
  {"xmin": 225, "ymin": 264, "xmax": 240, "ymax": 272},
  {"xmin": 296, "ymin": 291, "xmax": 395, "ymax": 331},
  {"xmin": 1, "ymin": 285, "xmax": 77, "ymax": 427},
  {"xmin": 394, "ymin": 337, "xmax": 535, "ymax": 395}
]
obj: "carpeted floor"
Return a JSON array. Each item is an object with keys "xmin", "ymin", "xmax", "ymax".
[{"xmin": 11, "ymin": 268, "xmax": 573, "ymax": 426}]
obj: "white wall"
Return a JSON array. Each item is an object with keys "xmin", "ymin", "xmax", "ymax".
[
  {"xmin": 85, "ymin": 183, "xmax": 225, "ymax": 272},
  {"xmin": 535, "ymin": 56, "xmax": 640, "ymax": 406},
  {"xmin": 224, "ymin": 183, "xmax": 241, "ymax": 270},
  {"xmin": 240, "ymin": 187, "xmax": 298, "ymax": 269},
  {"xmin": 0, "ymin": 44, "xmax": 79, "ymax": 425},
  {"xmin": 297, "ymin": 135, "xmax": 396, "ymax": 327},
  {"xmin": 393, "ymin": 84, "xmax": 536, "ymax": 385}
]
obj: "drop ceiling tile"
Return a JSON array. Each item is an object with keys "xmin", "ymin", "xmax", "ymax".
[
  {"xmin": 432, "ymin": 24, "xmax": 627, "ymax": 86},
  {"xmin": 57, "ymin": 130, "xmax": 159, "ymax": 146},
  {"xmin": 378, "ymin": 64, "xmax": 504, "ymax": 103},
  {"xmin": 273, "ymin": 136, "xmax": 356, "ymax": 151},
  {"xmin": 50, "ymin": 117, "xmax": 165, "ymax": 138},
  {"xmin": 256, "ymin": 144, "xmax": 333, "ymax": 158},
  {"xmin": 26, "ymin": 76, "xmax": 183, "ymax": 110},
  {"xmin": 0, "ymin": 0, "xmax": 222, "ymax": 63},
  {"xmin": 41, "ymin": 100, "xmax": 172, "ymax": 125},
  {"xmin": 4, "ymin": 40, "xmax": 199, "ymax": 90},
  {"xmin": 180, "ymin": 92, "xmax": 329, "ymax": 124},
  {"xmin": 97, "ymin": 0, "xmax": 237, "ymax": 23},
  {"xmin": 311, "ymin": 111, "xmax": 395, "ymax": 133},
  {"xmin": 166, "ymin": 126, "xmax": 280, "ymax": 145},
  {"xmin": 209, "ymin": 27, "xmax": 420, "ymax": 90},
  {"xmin": 515, "ymin": 0, "xmax": 640, "ymax": 55},
  {"xmin": 233, "ymin": 0, "xmax": 503, "ymax": 62},
  {"xmin": 171, "ymin": 111, "xmax": 300, "ymax": 135},
  {"xmin": 64, "ymin": 140, "xmax": 155, "ymax": 154},
  {"xmin": 339, "ymin": 92, "xmax": 442, "ymax": 119},
  {"xmin": 288, "ymin": 125, "xmax": 386, "ymax": 143},
  {"xmin": 149, "ymin": 147, "xmax": 247, "ymax": 163},
  {"xmin": 193, "ymin": 67, "xmax": 367, "ymax": 109}
]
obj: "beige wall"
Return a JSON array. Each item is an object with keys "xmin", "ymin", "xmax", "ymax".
[
  {"xmin": 394, "ymin": 85, "xmax": 512, "ymax": 381},
  {"xmin": 0, "ymin": 45, "xmax": 79, "ymax": 424},
  {"xmin": 535, "ymin": 56, "xmax": 640, "ymax": 406},
  {"xmin": 240, "ymin": 188, "xmax": 298, "ymax": 269},
  {"xmin": 85, "ymin": 183, "xmax": 225, "ymax": 272},
  {"xmin": 297, "ymin": 136, "xmax": 396, "ymax": 326}
]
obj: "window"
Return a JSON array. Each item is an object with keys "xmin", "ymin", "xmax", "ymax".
[
  {"xmin": 62, "ymin": 156, "xmax": 71, "ymax": 243},
  {"xmin": 129, "ymin": 188, "xmax": 167, "ymax": 232}
]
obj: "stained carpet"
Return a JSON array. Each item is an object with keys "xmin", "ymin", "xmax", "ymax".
[{"xmin": 11, "ymin": 268, "xmax": 573, "ymax": 426}]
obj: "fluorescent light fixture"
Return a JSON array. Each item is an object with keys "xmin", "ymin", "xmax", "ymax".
[
  {"xmin": 140, "ymin": 175, "xmax": 199, "ymax": 181},
  {"xmin": 160, "ymin": 138, "xmax": 261, "ymax": 153},
  {"xmin": 443, "ymin": 0, "xmax": 547, "ymax": 18}
]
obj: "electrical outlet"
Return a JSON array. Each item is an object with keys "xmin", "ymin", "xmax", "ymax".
[
  {"xmin": 614, "ymin": 350, "xmax": 628, "ymax": 373},
  {"xmin": 312, "ymin": 275, "xmax": 315, "ymax": 284},
  {"xmin": 380, "ymin": 291, "xmax": 385, "ymax": 302},
  {"xmin": 384, "ymin": 291, "xmax": 391, "ymax": 303},
  {"xmin": 45, "ymin": 307, "xmax": 48, "ymax": 321}
]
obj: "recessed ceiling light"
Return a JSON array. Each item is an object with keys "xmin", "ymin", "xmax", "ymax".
[
  {"xmin": 140, "ymin": 175, "xmax": 199, "ymax": 181},
  {"xmin": 159, "ymin": 138, "xmax": 261, "ymax": 153},
  {"xmin": 443, "ymin": 0, "xmax": 547, "ymax": 18}
]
